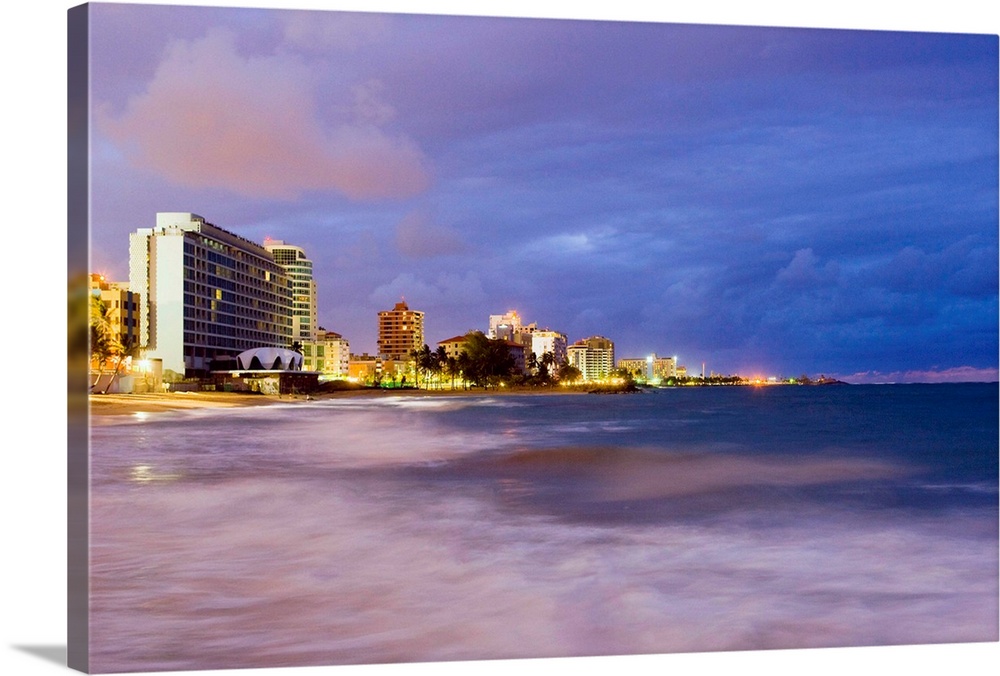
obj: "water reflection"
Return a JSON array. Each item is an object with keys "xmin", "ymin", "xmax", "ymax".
[{"xmin": 129, "ymin": 464, "xmax": 182, "ymax": 484}]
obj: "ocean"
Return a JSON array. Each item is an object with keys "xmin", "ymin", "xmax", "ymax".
[{"xmin": 87, "ymin": 384, "xmax": 999, "ymax": 672}]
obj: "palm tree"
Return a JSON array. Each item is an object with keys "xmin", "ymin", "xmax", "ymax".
[
  {"xmin": 456, "ymin": 351, "xmax": 473, "ymax": 389},
  {"xmin": 89, "ymin": 294, "xmax": 121, "ymax": 390},
  {"xmin": 459, "ymin": 331, "xmax": 514, "ymax": 389},
  {"xmin": 101, "ymin": 334, "xmax": 143, "ymax": 395},
  {"xmin": 421, "ymin": 345, "xmax": 437, "ymax": 389},
  {"xmin": 541, "ymin": 351, "xmax": 555, "ymax": 369},
  {"xmin": 529, "ymin": 351, "xmax": 551, "ymax": 383},
  {"xmin": 446, "ymin": 355, "xmax": 458, "ymax": 389},
  {"xmin": 433, "ymin": 345, "xmax": 448, "ymax": 389},
  {"xmin": 409, "ymin": 348, "xmax": 421, "ymax": 387},
  {"xmin": 526, "ymin": 351, "xmax": 539, "ymax": 376},
  {"xmin": 557, "ymin": 359, "xmax": 582, "ymax": 383},
  {"xmin": 410, "ymin": 344, "xmax": 435, "ymax": 389}
]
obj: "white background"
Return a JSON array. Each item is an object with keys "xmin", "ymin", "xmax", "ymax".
[{"xmin": 3, "ymin": 1, "xmax": 997, "ymax": 675}]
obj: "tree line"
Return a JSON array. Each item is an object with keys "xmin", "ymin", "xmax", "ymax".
[{"xmin": 409, "ymin": 331, "xmax": 581, "ymax": 389}]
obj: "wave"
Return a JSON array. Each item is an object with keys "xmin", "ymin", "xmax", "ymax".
[
  {"xmin": 920, "ymin": 482, "xmax": 999, "ymax": 495},
  {"xmin": 413, "ymin": 445, "xmax": 912, "ymax": 503},
  {"xmin": 548, "ymin": 422, "xmax": 639, "ymax": 434},
  {"xmin": 295, "ymin": 394, "xmax": 530, "ymax": 413},
  {"xmin": 89, "ymin": 448, "xmax": 998, "ymax": 672}
]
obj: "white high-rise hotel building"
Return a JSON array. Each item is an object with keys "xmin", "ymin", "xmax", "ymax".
[{"xmin": 129, "ymin": 213, "xmax": 294, "ymax": 376}]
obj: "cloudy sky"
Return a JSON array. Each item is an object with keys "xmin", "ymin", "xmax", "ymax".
[{"xmin": 85, "ymin": 1, "xmax": 998, "ymax": 382}]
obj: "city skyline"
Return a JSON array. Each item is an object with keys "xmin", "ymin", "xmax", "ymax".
[
  {"xmin": 103, "ymin": 210, "xmax": 684, "ymax": 377},
  {"xmin": 98, "ymin": 210, "xmax": 788, "ymax": 379},
  {"xmin": 85, "ymin": 2, "xmax": 998, "ymax": 383}
]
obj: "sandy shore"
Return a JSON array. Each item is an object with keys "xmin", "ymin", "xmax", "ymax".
[
  {"xmin": 88, "ymin": 391, "xmax": 290, "ymax": 415},
  {"xmin": 88, "ymin": 385, "xmax": 593, "ymax": 416}
]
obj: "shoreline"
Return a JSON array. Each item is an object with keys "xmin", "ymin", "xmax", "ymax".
[
  {"xmin": 85, "ymin": 378, "xmax": 863, "ymax": 417},
  {"xmin": 87, "ymin": 385, "xmax": 590, "ymax": 416}
]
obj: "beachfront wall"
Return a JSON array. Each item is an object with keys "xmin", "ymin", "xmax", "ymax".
[
  {"xmin": 348, "ymin": 355, "xmax": 410, "ymax": 385},
  {"xmin": 90, "ymin": 373, "xmax": 133, "ymax": 394}
]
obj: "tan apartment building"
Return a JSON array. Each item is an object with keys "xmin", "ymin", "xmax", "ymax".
[
  {"xmin": 89, "ymin": 273, "xmax": 141, "ymax": 354},
  {"xmin": 617, "ymin": 353, "xmax": 676, "ymax": 381},
  {"xmin": 377, "ymin": 300, "xmax": 424, "ymax": 360}
]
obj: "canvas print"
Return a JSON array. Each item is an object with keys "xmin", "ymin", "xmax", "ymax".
[{"xmin": 70, "ymin": 2, "xmax": 999, "ymax": 674}]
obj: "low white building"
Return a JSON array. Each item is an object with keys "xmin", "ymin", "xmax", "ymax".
[
  {"xmin": 301, "ymin": 329, "xmax": 350, "ymax": 376},
  {"xmin": 530, "ymin": 330, "xmax": 567, "ymax": 366}
]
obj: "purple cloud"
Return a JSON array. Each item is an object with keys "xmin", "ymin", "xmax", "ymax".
[
  {"xmin": 395, "ymin": 209, "xmax": 470, "ymax": 258},
  {"xmin": 97, "ymin": 29, "xmax": 430, "ymax": 201}
]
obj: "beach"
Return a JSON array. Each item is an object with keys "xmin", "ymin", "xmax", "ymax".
[{"xmin": 88, "ymin": 391, "xmax": 289, "ymax": 415}]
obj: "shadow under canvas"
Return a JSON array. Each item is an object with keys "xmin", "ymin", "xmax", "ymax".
[{"xmin": 13, "ymin": 645, "xmax": 68, "ymax": 667}]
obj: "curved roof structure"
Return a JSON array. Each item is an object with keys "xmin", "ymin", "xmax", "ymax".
[{"xmin": 236, "ymin": 347, "xmax": 304, "ymax": 371}]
